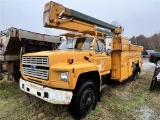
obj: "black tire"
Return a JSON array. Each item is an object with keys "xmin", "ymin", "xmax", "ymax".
[
  {"xmin": 132, "ymin": 66, "xmax": 139, "ymax": 81},
  {"xmin": 150, "ymin": 79, "xmax": 157, "ymax": 91},
  {"xmin": 68, "ymin": 80, "xmax": 98, "ymax": 119}
]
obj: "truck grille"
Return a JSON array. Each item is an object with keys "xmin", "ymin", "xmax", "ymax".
[
  {"xmin": 22, "ymin": 57, "xmax": 49, "ymax": 67},
  {"xmin": 22, "ymin": 67, "xmax": 48, "ymax": 80},
  {"xmin": 22, "ymin": 56, "xmax": 49, "ymax": 80}
]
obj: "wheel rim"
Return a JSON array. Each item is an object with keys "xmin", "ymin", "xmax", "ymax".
[{"xmin": 80, "ymin": 88, "xmax": 95, "ymax": 112}]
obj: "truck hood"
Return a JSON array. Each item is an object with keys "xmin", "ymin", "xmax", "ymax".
[{"xmin": 23, "ymin": 50, "xmax": 56, "ymax": 56}]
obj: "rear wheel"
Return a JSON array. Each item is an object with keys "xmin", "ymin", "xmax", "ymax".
[{"xmin": 68, "ymin": 80, "xmax": 98, "ymax": 119}]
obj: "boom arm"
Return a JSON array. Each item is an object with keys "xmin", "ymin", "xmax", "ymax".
[{"xmin": 43, "ymin": 1, "xmax": 122, "ymax": 36}]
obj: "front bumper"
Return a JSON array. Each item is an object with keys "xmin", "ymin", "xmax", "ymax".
[{"xmin": 20, "ymin": 78, "xmax": 73, "ymax": 104}]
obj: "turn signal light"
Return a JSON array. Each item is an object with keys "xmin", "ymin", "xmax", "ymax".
[{"xmin": 67, "ymin": 59, "xmax": 73, "ymax": 64}]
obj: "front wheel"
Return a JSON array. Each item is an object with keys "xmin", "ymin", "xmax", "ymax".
[{"xmin": 68, "ymin": 80, "xmax": 98, "ymax": 119}]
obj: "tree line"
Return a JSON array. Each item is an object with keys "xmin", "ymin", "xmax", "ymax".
[{"xmin": 129, "ymin": 33, "xmax": 160, "ymax": 52}]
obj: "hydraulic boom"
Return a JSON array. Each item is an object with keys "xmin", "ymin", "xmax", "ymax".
[{"xmin": 43, "ymin": 1, "xmax": 122, "ymax": 36}]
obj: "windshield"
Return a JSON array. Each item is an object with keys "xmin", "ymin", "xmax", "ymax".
[{"xmin": 58, "ymin": 37, "xmax": 93, "ymax": 50}]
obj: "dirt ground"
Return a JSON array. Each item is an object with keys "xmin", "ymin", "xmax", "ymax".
[{"xmin": 0, "ymin": 58, "xmax": 160, "ymax": 120}]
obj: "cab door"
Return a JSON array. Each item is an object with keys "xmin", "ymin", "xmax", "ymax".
[{"xmin": 94, "ymin": 39, "xmax": 111, "ymax": 75}]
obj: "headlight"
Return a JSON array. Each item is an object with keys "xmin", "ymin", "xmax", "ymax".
[{"xmin": 60, "ymin": 72, "xmax": 68, "ymax": 81}]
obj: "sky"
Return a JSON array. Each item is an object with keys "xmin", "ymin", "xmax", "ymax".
[{"xmin": 0, "ymin": 0, "xmax": 160, "ymax": 38}]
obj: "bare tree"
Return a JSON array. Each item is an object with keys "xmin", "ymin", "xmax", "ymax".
[
  {"xmin": 111, "ymin": 21, "xmax": 122, "ymax": 27},
  {"xmin": 129, "ymin": 33, "xmax": 160, "ymax": 52}
]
